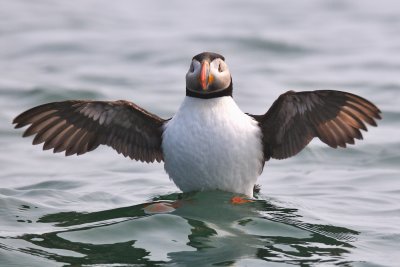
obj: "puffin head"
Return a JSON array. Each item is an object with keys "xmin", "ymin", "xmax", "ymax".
[{"xmin": 186, "ymin": 52, "xmax": 232, "ymax": 99}]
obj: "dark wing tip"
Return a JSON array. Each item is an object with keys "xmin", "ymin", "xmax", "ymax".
[
  {"xmin": 345, "ymin": 92, "xmax": 381, "ymax": 117},
  {"xmin": 314, "ymin": 91, "xmax": 381, "ymax": 149},
  {"xmin": 343, "ymin": 93, "xmax": 381, "ymax": 128},
  {"xmin": 13, "ymin": 106, "xmax": 43, "ymax": 128},
  {"xmin": 12, "ymin": 101, "xmax": 73, "ymax": 129}
]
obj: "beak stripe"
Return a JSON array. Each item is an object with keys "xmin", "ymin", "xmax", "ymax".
[{"xmin": 200, "ymin": 61, "xmax": 209, "ymax": 90}]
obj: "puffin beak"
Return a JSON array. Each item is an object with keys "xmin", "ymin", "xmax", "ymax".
[{"xmin": 199, "ymin": 61, "xmax": 210, "ymax": 90}]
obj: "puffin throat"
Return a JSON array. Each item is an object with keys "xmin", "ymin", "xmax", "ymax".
[{"xmin": 186, "ymin": 79, "xmax": 233, "ymax": 99}]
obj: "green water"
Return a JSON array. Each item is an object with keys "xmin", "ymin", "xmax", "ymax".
[
  {"xmin": 0, "ymin": 192, "xmax": 364, "ymax": 266},
  {"xmin": 1, "ymin": 0, "xmax": 400, "ymax": 266}
]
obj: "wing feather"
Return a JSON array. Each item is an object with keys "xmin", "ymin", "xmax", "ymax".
[
  {"xmin": 249, "ymin": 90, "xmax": 381, "ymax": 160},
  {"xmin": 13, "ymin": 100, "xmax": 166, "ymax": 163}
]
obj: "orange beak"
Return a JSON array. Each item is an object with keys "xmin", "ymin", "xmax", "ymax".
[{"xmin": 199, "ymin": 61, "xmax": 210, "ymax": 90}]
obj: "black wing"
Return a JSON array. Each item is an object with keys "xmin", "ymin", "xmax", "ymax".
[
  {"xmin": 250, "ymin": 90, "xmax": 381, "ymax": 160},
  {"xmin": 13, "ymin": 100, "xmax": 165, "ymax": 163}
]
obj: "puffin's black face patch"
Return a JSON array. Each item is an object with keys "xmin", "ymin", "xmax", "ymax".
[{"xmin": 193, "ymin": 52, "xmax": 225, "ymax": 62}]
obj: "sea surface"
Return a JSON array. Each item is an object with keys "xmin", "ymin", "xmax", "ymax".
[{"xmin": 1, "ymin": 1, "xmax": 399, "ymax": 266}]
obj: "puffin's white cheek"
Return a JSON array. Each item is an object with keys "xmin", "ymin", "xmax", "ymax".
[{"xmin": 211, "ymin": 71, "xmax": 231, "ymax": 89}]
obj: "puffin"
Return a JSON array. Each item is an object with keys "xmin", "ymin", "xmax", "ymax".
[{"xmin": 13, "ymin": 52, "xmax": 381, "ymax": 197}]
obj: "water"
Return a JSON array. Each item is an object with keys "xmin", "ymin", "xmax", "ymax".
[{"xmin": 1, "ymin": 0, "xmax": 400, "ymax": 266}]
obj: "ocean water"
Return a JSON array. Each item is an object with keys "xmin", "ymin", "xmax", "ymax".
[{"xmin": 1, "ymin": 0, "xmax": 400, "ymax": 266}]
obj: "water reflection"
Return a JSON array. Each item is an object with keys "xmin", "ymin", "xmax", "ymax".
[{"xmin": 13, "ymin": 192, "xmax": 358, "ymax": 266}]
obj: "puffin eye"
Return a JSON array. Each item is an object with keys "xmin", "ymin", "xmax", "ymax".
[{"xmin": 218, "ymin": 63, "xmax": 223, "ymax": 72}]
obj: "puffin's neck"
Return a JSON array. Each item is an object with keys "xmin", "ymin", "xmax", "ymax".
[{"xmin": 186, "ymin": 82, "xmax": 233, "ymax": 99}]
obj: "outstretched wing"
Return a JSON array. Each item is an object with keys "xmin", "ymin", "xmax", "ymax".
[
  {"xmin": 249, "ymin": 90, "xmax": 381, "ymax": 160},
  {"xmin": 13, "ymin": 100, "xmax": 166, "ymax": 162}
]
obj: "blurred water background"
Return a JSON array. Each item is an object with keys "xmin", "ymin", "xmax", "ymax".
[{"xmin": 0, "ymin": 0, "xmax": 399, "ymax": 266}]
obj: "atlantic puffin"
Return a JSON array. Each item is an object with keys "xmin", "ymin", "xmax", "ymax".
[{"xmin": 13, "ymin": 52, "xmax": 381, "ymax": 197}]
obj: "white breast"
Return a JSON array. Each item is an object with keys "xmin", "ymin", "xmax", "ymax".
[{"xmin": 162, "ymin": 96, "xmax": 264, "ymax": 196}]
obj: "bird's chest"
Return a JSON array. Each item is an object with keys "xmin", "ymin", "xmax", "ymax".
[
  {"xmin": 166, "ymin": 110, "xmax": 249, "ymax": 163},
  {"xmin": 161, "ymin": 97, "xmax": 264, "ymax": 195}
]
